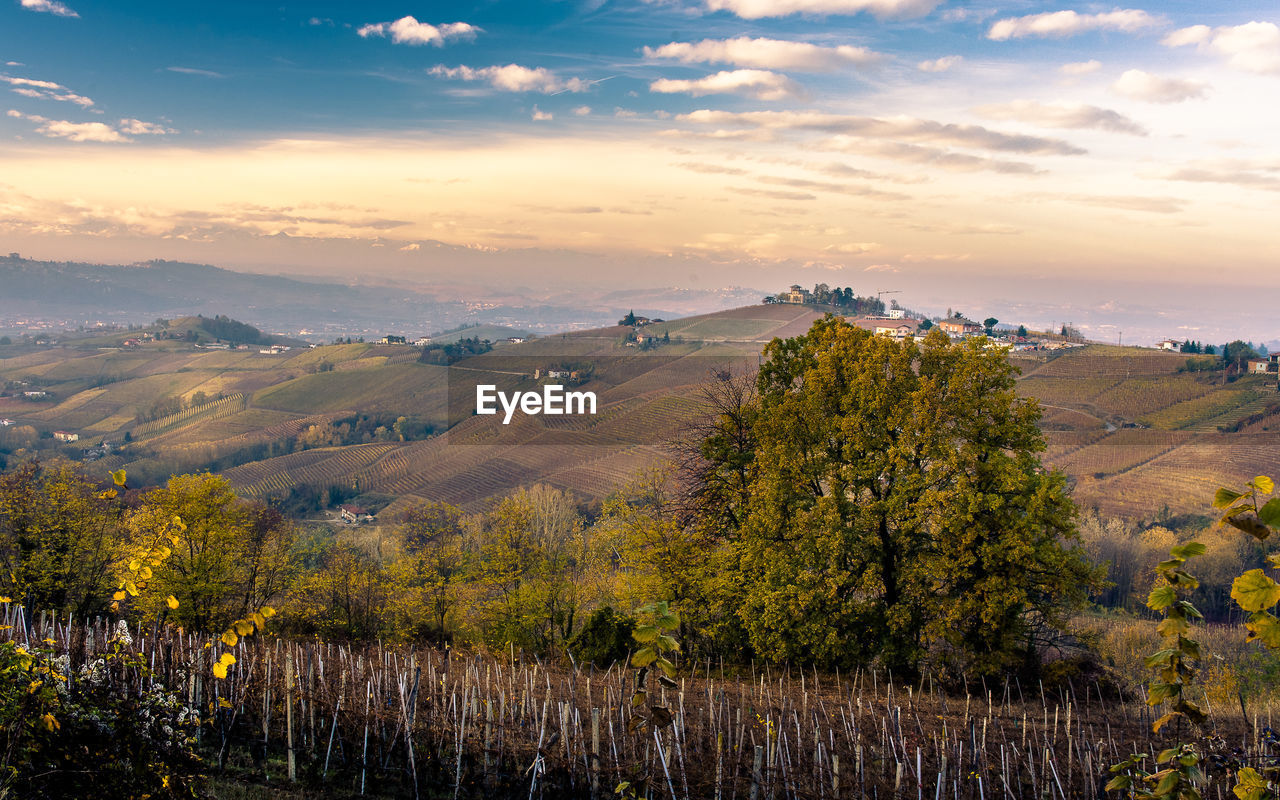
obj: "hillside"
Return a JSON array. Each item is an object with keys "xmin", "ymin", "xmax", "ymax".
[{"xmin": 1, "ymin": 305, "xmax": 1274, "ymax": 518}]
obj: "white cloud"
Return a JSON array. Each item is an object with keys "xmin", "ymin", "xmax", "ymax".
[
  {"xmin": 643, "ymin": 36, "xmax": 880, "ymax": 72},
  {"xmin": 19, "ymin": 0, "xmax": 78, "ymax": 17},
  {"xmin": 1, "ymin": 74, "xmax": 93, "ymax": 106},
  {"xmin": 7, "ymin": 110, "xmax": 128, "ymax": 142},
  {"xmin": 820, "ymin": 136, "xmax": 1044, "ymax": 173},
  {"xmin": 166, "ymin": 66, "xmax": 226, "ymax": 78},
  {"xmin": 1060, "ymin": 60, "xmax": 1102, "ymax": 75},
  {"xmin": 430, "ymin": 64, "xmax": 587, "ymax": 93},
  {"xmin": 650, "ymin": 69, "xmax": 802, "ymax": 100},
  {"xmin": 357, "ymin": 16, "xmax": 480, "ymax": 46},
  {"xmin": 118, "ymin": 118, "xmax": 174, "ymax": 135},
  {"xmin": 7, "ymin": 110, "xmax": 174, "ymax": 141},
  {"xmin": 571, "ymin": 105, "xmax": 591, "ymax": 116},
  {"xmin": 987, "ymin": 9, "xmax": 1161, "ymax": 41},
  {"xmin": 399, "ymin": 242, "xmax": 420, "ymax": 251},
  {"xmin": 677, "ymin": 109, "xmax": 1084, "ymax": 154},
  {"xmin": 531, "ymin": 106, "xmax": 553, "ymax": 121},
  {"xmin": 975, "ymin": 100, "xmax": 1146, "ymax": 135},
  {"xmin": 1112, "ymin": 69, "xmax": 1207, "ymax": 103},
  {"xmin": 1163, "ymin": 21, "xmax": 1280, "ymax": 74},
  {"xmin": 917, "ymin": 55, "xmax": 961, "ymax": 72},
  {"xmin": 704, "ymin": 0, "xmax": 941, "ymax": 20}
]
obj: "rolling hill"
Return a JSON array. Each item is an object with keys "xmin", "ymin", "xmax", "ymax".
[{"xmin": 2, "ymin": 304, "xmax": 1275, "ymax": 519}]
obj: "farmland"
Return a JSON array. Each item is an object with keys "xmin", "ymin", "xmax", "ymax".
[{"xmin": 1, "ymin": 309, "xmax": 1274, "ymax": 519}]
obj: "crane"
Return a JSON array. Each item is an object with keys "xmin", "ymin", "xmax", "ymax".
[{"xmin": 876, "ymin": 290, "xmax": 901, "ymax": 301}]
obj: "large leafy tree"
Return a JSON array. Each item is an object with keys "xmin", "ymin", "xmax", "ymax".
[{"xmin": 690, "ymin": 317, "xmax": 1100, "ymax": 676}]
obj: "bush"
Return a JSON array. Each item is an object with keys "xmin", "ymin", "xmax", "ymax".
[
  {"xmin": 569, "ymin": 606, "xmax": 635, "ymax": 667},
  {"xmin": 0, "ymin": 623, "xmax": 205, "ymax": 798}
]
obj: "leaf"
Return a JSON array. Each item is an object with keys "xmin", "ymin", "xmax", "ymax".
[
  {"xmin": 1234, "ymin": 767, "xmax": 1271, "ymax": 800},
  {"xmin": 1157, "ymin": 747, "xmax": 1179, "ymax": 764},
  {"xmin": 1152, "ymin": 712, "xmax": 1179, "ymax": 734},
  {"xmin": 124, "ymin": 581, "xmax": 139, "ymax": 597},
  {"xmin": 1253, "ymin": 476, "xmax": 1276, "ymax": 494},
  {"xmin": 1156, "ymin": 616, "xmax": 1189, "ymax": 638},
  {"xmin": 249, "ymin": 612, "xmax": 266, "ymax": 629},
  {"xmin": 111, "ymin": 469, "xmax": 127, "ymax": 487},
  {"xmin": 630, "ymin": 649, "xmax": 657, "ymax": 668},
  {"xmin": 1170, "ymin": 542, "xmax": 1206, "ymax": 559},
  {"xmin": 1144, "ymin": 649, "xmax": 1176, "ymax": 669},
  {"xmin": 1104, "ymin": 775, "xmax": 1132, "ymax": 791},
  {"xmin": 1259, "ymin": 498, "xmax": 1280, "ymax": 528},
  {"xmin": 1215, "ymin": 487, "xmax": 1245, "ymax": 508},
  {"xmin": 220, "ymin": 630, "xmax": 239, "ymax": 647},
  {"xmin": 1154, "ymin": 768, "xmax": 1179, "ymax": 796},
  {"xmin": 657, "ymin": 674, "xmax": 679, "ymax": 689},
  {"xmin": 1147, "ymin": 585, "xmax": 1177, "ymax": 611},
  {"xmin": 1226, "ymin": 511, "xmax": 1272, "ymax": 541},
  {"xmin": 1233, "ymin": 569, "xmax": 1280, "ymax": 612},
  {"xmin": 632, "ymin": 625, "xmax": 659, "ymax": 644},
  {"xmin": 212, "ymin": 661, "xmax": 228, "ymax": 679},
  {"xmin": 631, "ymin": 690, "xmax": 646, "ymax": 708},
  {"xmin": 649, "ymin": 705, "xmax": 674, "ymax": 728},
  {"xmin": 655, "ymin": 656, "xmax": 677, "ymax": 678},
  {"xmin": 166, "ymin": 595, "xmax": 179, "ymax": 610},
  {"xmin": 218, "ymin": 652, "xmax": 236, "ymax": 667},
  {"xmin": 1245, "ymin": 612, "xmax": 1280, "ymax": 649},
  {"xmin": 233, "ymin": 620, "xmax": 254, "ymax": 636},
  {"xmin": 218, "ymin": 697, "xmax": 232, "ymax": 709},
  {"xmin": 112, "ymin": 591, "xmax": 126, "ymax": 602},
  {"xmin": 128, "ymin": 559, "xmax": 141, "ymax": 572},
  {"xmin": 626, "ymin": 714, "xmax": 646, "ymax": 734},
  {"xmin": 259, "ymin": 606, "xmax": 275, "ymax": 618}
]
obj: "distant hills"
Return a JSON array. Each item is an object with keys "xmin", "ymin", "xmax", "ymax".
[
  {"xmin": 2, "ymin": 303, "xmax": 1277, "ymax": 521},
  {"xmin": 0, "ymin": 255, "xmax": 764, "ymax": 340}
]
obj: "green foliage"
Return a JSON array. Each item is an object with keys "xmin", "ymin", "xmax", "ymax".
[
  {"xmin": 1107, "ymin": 746, "xmax": 1205, "ymax": 800},
  {"xmin": 416, "ymin": 336, "xmax": 492, "ymax": 365},
  {"xmin": 0, "ymin": 633, "xmax": 204, "ymax": 798},
  {"xmin": 568, "ymin": 606, "xmax": 635, "ymax": 667},
  {"xmin": 688, "ymin": 317, "xmax": 1101, "ymax": 676}
]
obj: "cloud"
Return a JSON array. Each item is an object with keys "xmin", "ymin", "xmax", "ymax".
[
  {"xmin": 118, "ymin": 118, "xmax": 174, "ymax": 135},
  {"xmin": 643, "ymin": 36, "xmax": 880, "ymax": 72},
  {"xmin": 819, "ymin": 136, "xmax": 1044, "ymax": 173},
  {"xmin": 357, "ymin": 16, "xmax": 480, "ymax": 46},
  {"xmin": 1, "ymin": 74, "xmax": 93, "ymax": 106},
  {"xmin": 975, "ymin": 100, "xmax": 1146, "ymax": 135},
  {"xmin": 1161, "ymin": 163, "xmax": 1280, "ymax": 192},
  {"xmin": 398, "ymin": 242, "xmax": 420, "ymax": 251},
  {"xmin": 1060, "ymin": 60, "xmax": 1102, "ymax": 75},
  {"xmin": 987, "ymin": 9, "xmax": 1161, "ymax": 41},
  {"xmin": 166, "ymin": 66, "xmax": 226, "ymax": 78},
  {"xmin": 650, "ymin": 69, "xmax": 802, "ymax": 100},
  {"xmin": 7, "ymin": 110, "xmax": 174, "ymax": 141},
  {"xmin": 430, "ymin": 64, "xmax": 587, "ymax": 93},
  {"xmin": 1112, "ymin": 69, "xmax": 1207, "ymax": 103},
  {"xmin": 1063, "ymin": 194, "xmax": 1186, "ymax": 213},
  {"xmin": 756, "ymin": 174, "xmax": 909, "ymax": 200},
  {"xmin": 7, "ymin": 110, "xmax": 128, "ymax": 142},
  {"xmin": 571, "ymin": 105, "xmax": 591, "ymax": 115},
  {"xmin": 673, "ymin": 162, "xmax": 749, "ymax": 175},
  {"xmin": 677, "ymin": 109, "xmax": 1084, "ymax": 154},
  {"xmin": 531, "ymin": 106, "xmax": 553, "ymax": 121},
  {"xmin": 704, "ymin": 0, "xmax": 941, "ymax": 20},
  {"xmin": 1163, "ymin": 21, "xmax": 1280, "ymax": 74},
  {"xmin": 19, "ymin": 0, "xmax": 78, "ymax": 17},
  {"xmin": 917, "ymin": 55, "xmax": 961, "ymax": 72},
  {"xmin": 730, "ymin": 187, "xmax": 816, "ymax": 201}
]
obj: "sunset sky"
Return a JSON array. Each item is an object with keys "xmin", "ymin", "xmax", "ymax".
[{"xmin": 2, "ymin": 1, "xmax": 1278, "ymax": 341}]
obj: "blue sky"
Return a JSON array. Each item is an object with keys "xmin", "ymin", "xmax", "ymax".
[{"xmin": 2, "ymin": 1, "xmax": 1279, "ymax": 341}]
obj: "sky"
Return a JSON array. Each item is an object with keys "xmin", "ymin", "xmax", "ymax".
[{"xmin": 1, "ymin": 0, "xmax": 1278, "ymax": 342}]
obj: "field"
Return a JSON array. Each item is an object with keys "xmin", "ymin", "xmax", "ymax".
[
  {"xmin": 2, "ymin": 311, "xmax": 1276, "ymax": 519},
  {"xmin": 15, "ymin": 608, "xmax": 1270, "ymax": 800}
]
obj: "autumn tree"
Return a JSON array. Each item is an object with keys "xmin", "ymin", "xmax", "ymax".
[
  {"xmin": 127, "ymin": 473, "xmax": 295, "ymax": 631},
  {"xmin": 688, "ymin": 317, "xmax": 1100, "ymax": 677},
  {"xmin": 0, "ymin": 462, "xmax": 122, "ymax": 617}
]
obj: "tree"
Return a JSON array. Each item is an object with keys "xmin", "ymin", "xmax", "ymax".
[
  {"xmin": 620, "ymin": 310, "xmax": 637, "ymax": 326},
  {"xmin": 984, "ymin": 317, "xmax": 999, "ymax": 335},
  {"xmin": 919, "ymin": 319, "xmax": 933, "ymax": 331},
  {"xmin": 687, "ymin": 317, "xmax": 1100, "ymax": 676},
  {"xmin": 1017, "ymin": 325, "xmax": 1028, "ymax": 338}
]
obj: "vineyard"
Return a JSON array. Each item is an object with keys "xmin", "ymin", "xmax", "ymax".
[
  {"xmin": 132, "ymin": 393, "xmax": 248, "ymax": 439},
  {"xmin": 7, "ymin": 605, "xmax": 1270, "ymax": 800}
]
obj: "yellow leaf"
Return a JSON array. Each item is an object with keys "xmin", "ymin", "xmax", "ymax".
[
  {"xmin": 111, "ymin": 469, "xmax": 127, "ymax": 487},
  {"xmin": 40, "ymin": 713, "xmax": 59, "ymax": 732},
  {"xmin": 218, "ymin": 697, "xmax": 232, "ymax": 708},
  {"xmin": 138, "ymin": 566, "xmax": 152, "ymax": 580},
  {"xmin": 219, "ymin": 652, "xmax": 237, "ymax": 667},
  {"xmin": 260, "ymin": 606, "xmax": 276, "ymax": 618},
  {"xmin": 234, "ymin": 620, "xmax": 253, "ymax": 637},
  {"xmin": 124, "ymin": 582, "xmax": 139, "ymax": 597},
  {"xmin": 128, "ymin": 559, "xmax": 140, "ymax": 572},
  {"xmin": 250, "ymin": 612, "xmax": 266, "ymax": 629},
  {"xmin": 212, "ymin": 661, "xmax": 228, "ymax": 679},
  {"xmin": 220, "ymin": 630, "xmax": 238, "ymax": 647},
  {"xmin": 112, "ymin": 591, "xmax": 126, "ymax": 602},
  {"xmin": 0, "ymin": 596, "xmax": 13, "ymax": 604},
  {"xmin": 166, "ymin": 595, "xmax": 179, "ymax": 610}
]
